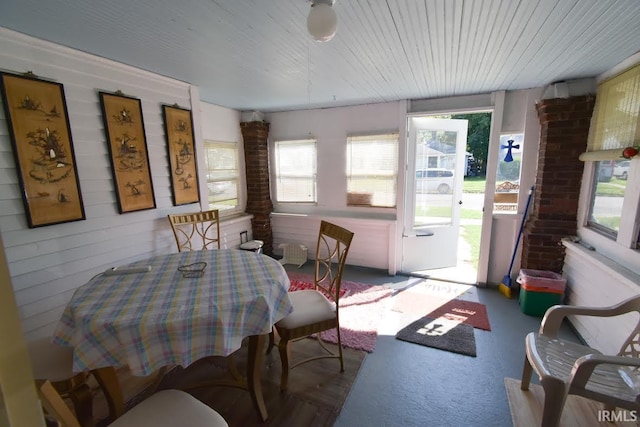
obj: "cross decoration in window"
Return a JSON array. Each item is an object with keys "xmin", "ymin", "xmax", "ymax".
[{"xmin": 501, "ymin": 139, "xmax": 519, "ymax": 162}]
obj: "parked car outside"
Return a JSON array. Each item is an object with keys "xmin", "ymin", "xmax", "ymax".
[
  {"xmin": 597, "ymin": 160, "xmax": 614, "ymax": 182},
  {"xmin": 207, "ymin": 181, "xmax": 232, "ymax": 195},
  {"xmin": 614, "ymin": 160, "xmax": 630, "ymax": 180},
  {"xmin": 416, "ymin": 168, "xmax": 454, "ymax": 194}
]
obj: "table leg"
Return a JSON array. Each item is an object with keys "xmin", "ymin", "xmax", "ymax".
[
  {"xmin": 247, "ymin": 334, "xmax": 268, "ymax": 422},
  {"xmin": 67, "ymin": 381, "xmax": 93, "ymax": 427},
  {"xmin": 91, "ymin": 367, "xmax": 125, "ymax": 422}
]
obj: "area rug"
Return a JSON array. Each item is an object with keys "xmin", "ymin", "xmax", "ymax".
[
  {"xmin": 100, "ymin": 339, "xmax": 366, "ymax": 427},
  {"xmin": 424, "ymin": 298, "xmax": 491, "ymax": 331},
  {"xmin": 391, "ymin": 279, "xmax": 476, "ymax": 316},
  {"xmin": 395, "ymin": 315, "xmax": 476, "ymax": 357},
  {"xmin": 286, "ymin": 272, "xmax": 393, "ymax": 353},
  {"xmin": 504, "ymin": 377, "xmax": 637, "ymax": 426}
]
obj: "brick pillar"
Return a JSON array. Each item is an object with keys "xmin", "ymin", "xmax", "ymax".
[
  {"xmin": 240, "ymin": 121, "xmax": 273, "ymax": 255},
  {"xmin": 521, "ymin": 95, "xmax": 595, "ymax": 272}
]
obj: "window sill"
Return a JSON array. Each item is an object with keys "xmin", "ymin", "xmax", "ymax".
[
  {"xmin": 219, "ymin": 212, "xmax": 253, "ymax": 225},
  {"xmin": 272, "ymin": 211, "xmax": 396, "ymax": 222},
  {"xmin": 562, "ymin": 238, "xmax": 640, "ymax": 289}
]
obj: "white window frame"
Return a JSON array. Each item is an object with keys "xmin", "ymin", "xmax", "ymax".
[
  {"xmin": 493, "ymin": 133, "xmax": 524, "ymax": 214},
  {"xmin": 273, "ymin": 139, "xmax": 317, "ymax": 204},
  {"xmin": 346, "ymin": 133, "xmax": 398, "ymax": 208},
  {"xmin": 203, "ymin": 140, "xmax": 240, "ymax": 216},
  {"xmin": 577, "ymin": 56, "xmax": 640, "ymax": 276}
]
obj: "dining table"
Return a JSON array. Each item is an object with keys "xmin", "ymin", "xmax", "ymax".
[{"xmin": 53, "ymin": 249, "xmax": 293, "ymax": 422}]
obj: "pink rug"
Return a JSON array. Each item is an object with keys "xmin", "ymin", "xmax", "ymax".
[{"xmin": 286, "ymin": 272, "xmax": 393, "ymax": 353}]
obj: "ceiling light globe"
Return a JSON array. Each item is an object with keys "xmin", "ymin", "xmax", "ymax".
[{"xmin": 307, "ymin": 3, "xmax": 337, "ymax": 42}]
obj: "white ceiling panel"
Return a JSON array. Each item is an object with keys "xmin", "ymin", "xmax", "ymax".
[{"xmin": 1, "ymin": 0, "xmax": 639, "ymax": 112}]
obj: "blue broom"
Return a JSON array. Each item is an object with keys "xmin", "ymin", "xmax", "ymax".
[{"xmin": 498, "ymin": 186, "xmax": 534, "ymax": 299}]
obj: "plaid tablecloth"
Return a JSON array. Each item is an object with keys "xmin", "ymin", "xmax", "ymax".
[{"xmin": 53, "ymin": 250, "xmax": 292, "ymax": 376}]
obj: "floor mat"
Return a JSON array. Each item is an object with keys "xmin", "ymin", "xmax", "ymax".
[
  {"xmin": 395, "ymin": 315, "xmax": 476, "ymax": 357},
  {"xmin": 424, "ymin": 298, "xmax": 491, "ymax": 331}
]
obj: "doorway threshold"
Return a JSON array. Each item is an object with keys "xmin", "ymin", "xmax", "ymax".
[{"xmin": 406, "ymin": 263, "xmax": 478, "ymax": 286}]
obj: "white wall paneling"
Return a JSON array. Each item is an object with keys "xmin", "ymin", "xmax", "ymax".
[
  {"xmin": 271, "ymin": 213, "xmax": 396, "ymax": 274},
  {"xmin": 0, "ymin": 28, "xmax": 243, "ymax": 340},
  {"xmin": 562, "ymin": 240, "xmax": 640, "ymax": 354},
  {"xmin": 267, "ymin": 101, "xmax": 404, "ymax": 274}
]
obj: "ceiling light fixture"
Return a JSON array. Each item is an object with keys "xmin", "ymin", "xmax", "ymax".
[{"xmin": 307, "ymin": 0, "xmax": 337, "ymax": 42}]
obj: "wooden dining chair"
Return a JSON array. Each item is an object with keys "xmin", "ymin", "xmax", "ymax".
[
  {"xmin": 37, "ymin": 380, "xmax": 229, "ymax": 427},
  {"xmin": 167, "ymin": 209, "xmax": 220, "ymax": 252},
  {"xmin": 271, "ymin": 220, "xmax": 354, "ymax": 391},
  {"xmin": 27, "ymin": 337, "xmax": 124, "ymax": 427}
]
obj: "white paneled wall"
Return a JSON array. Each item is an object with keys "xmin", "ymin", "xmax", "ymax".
[
  {"xmin": 267, "ymin": 101, "xmax": 405, "ymax": 275},
  {"xmin": 272, "ymin": 213, "xmax": 396, "ymax": 274},
  {"xmin": 562, "ymin": 240, "xmax": 640, "ymax": 354},
  {"xmin": 0, "ymin": 28, "xmax": 244, "ymax": 340}
]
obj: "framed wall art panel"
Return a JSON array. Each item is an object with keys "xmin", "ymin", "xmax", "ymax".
[
  {"xmin": 162, "ymin": 104, "xmax": 199, "ymax": 205},
  {"xmin": 0, "ymin": 72, "xmax": 85, "ymax": 228},
  {"xmin": 99, "ymin": 91, "xmax": 156, "ymax": 213}
]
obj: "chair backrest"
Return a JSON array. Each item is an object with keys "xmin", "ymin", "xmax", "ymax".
[
  {"xmin": 614, "ymin": 295, "xmax": 640, "ymax": 358},
  {"xmin": 313, "ymin": 221, "xmax": 354, "ymax": 305},
  {"xmin": 167, "ymin": 210, "xmax": 220, "ymax": 252},
  {"xmin": 37, "ymin": 380, "xmax": 82, "ymax": 427}
]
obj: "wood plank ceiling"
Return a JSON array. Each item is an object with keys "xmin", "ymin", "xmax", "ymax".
[{"xmin": 1, "ymin": 0, "xmax": 639, "ymax": 113}]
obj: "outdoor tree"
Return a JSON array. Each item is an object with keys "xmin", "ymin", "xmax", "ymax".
[{"xmin": 451, "ymin": 112, "xmax": 491, "ymax": 174}]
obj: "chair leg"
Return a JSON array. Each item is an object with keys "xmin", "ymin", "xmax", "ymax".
[
  {"xmin": 540, "ymin": 377, "xmax": 569, "ymax": 427},
  {"xmin": 91, "ymin": 366, "xmax": 124, "ymax": 422},
  {"xmin": 335, "ymin": 326, "xmax": 344, "ymax": 372},
  {"xmin": 521, "ymin": 356, "xmax": 533, "ymax": 390},
  {"xmin": 278, "ymin": 338, "xmax": 292, "ymax": 392},
  {"xmin": 266, "ymin": 330, "xmax": 275, "ymax": 354},
  {"xmin": 67, "ymin": 382, "xmax": 94, "ymax": 427}
]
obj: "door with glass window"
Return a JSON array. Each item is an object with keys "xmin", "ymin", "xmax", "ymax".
[{"xmin": 402, "ymin": 116, "xmax": 468, "ymax": 272}]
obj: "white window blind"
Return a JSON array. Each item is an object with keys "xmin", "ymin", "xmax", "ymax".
[
  {"xmin": 204, "ymin": 140, "xmax": 239, "ymax": 213},
  {"xmin": 274, "ymin": 139, "xmax": 317, "ymax": 203},
  {"xmin": 346, "ymin": 133, "xmax": 398, "ymax": 207},
  {"xmin": 582, "ymin": 63, "xmax": 640, "ymax": 160}
]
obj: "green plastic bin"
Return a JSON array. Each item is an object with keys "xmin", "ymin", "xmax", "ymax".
[{"xmin": 517, "ymin": 269, "xmax": 566, "ymax": 317}]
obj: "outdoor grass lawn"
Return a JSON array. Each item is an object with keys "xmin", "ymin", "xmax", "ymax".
[
  {"xmin": 461, "ymin": 224, "xmax": 481, "ymax": 269},
  {"xmin": 417, "ymin": 206, "xmax": 482, "ymax": 219},
  {"xmin": 463, "ymin": 176, "xmax": 486, "ymax": 193},
  {"xmin": 596, "ymin": 178, "xmax": 626, "ymax": 197}
]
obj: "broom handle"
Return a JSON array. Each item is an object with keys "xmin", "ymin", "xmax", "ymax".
[{"xmin": 507, "ymin": 186, "xmax": 534, "ymax": 275}]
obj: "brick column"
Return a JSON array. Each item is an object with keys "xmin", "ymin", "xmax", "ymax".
[
  {"xmin": 240, "ymin": 121, "xmax": 273, "ymax": 255},
  {"xmin": 521, "ymin": 95, "xmax": 595, "ymax": 272}
]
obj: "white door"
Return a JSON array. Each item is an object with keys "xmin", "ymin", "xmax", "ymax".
[{"xmin": 402, "ymin": 116, "xmax": 468, "ymax": 273}]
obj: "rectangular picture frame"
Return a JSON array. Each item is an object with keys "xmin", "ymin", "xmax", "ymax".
[
  {"xmin": 99, "ymin": 91, "xmax": 156, "ymax": 213},
  {"xmin": 162, "ymin": 104, "xmax": 200, "ymax": 205},
  {"xmin": 0, "ymin": 72, "xmax": 85, "ymax": 228}
]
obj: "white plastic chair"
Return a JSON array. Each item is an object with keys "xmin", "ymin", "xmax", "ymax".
[{"xmin": 521, "ymin": 295, "xmax": 640, "ymax": 427}]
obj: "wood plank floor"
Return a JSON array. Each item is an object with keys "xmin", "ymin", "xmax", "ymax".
[
  {"xmin": 505, "ymin": 377, "xmax": 639, "ymax": 426},
  {"xmin": 95, "ymin": 338, "xmax": 366, "ymax": 427}
]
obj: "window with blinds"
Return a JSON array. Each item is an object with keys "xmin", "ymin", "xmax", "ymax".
[
  {"xmin": 346, "ymin": 133, "xmax": 398, "ymax": 208},
  {"xmin": 583, "ymin": 61, "xmax": 639, "ymax": 245},
  {"xmin": 204, "ymin": 140, "xmax": 239, "ymax": 213},
  {"xmin": 586, "ymin": 63, "xmax": 640, "ymax": 155},
  {"xmin": 274, "ymin": 139, "xmax": 317, "ymax": 203}
]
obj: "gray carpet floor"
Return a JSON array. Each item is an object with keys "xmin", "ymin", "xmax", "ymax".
[{"xmin": 282, "ymin": 263, "xmax": 580, "ymax": 427}]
